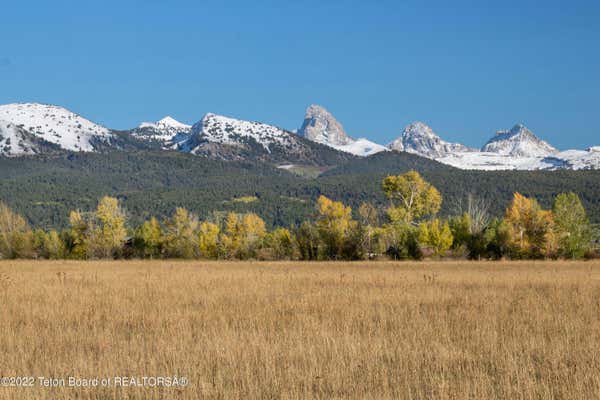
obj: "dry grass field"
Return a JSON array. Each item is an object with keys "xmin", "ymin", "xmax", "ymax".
[{"xmin": 1, "ymin": 260, "xmax": 600, "ymax": 399}]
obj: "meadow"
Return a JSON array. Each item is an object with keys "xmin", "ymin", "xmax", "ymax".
[{"xmin": 1, "ymin": 260, "xmax": 599, "ymax": 399}]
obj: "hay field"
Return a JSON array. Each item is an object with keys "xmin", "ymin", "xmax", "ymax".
[{"xmin": 1, "ymin": 260, "xmax": 599, "ymax": 399}]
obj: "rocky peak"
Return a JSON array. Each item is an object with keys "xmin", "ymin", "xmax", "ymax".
[
  {"xmin": 482, "ymin": 124, "xmax": 557, "ymax": 157},
  {"xmin": 297, "ymin": 105, "xmax": 353, "ymax": 146},
  {"xmin": 389, "ymin": 121, "xmax": 474, "ymax": 158}
]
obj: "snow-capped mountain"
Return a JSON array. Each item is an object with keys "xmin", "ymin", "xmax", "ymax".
[
  {"xmin": 0, "ymin": 121, "xmax": 59, "ymax": 156},
  {"xmin": 133, "ymin": 116, "xmax": 191, "ymax": 143},
  {"xmin": 297, "ymin": 105, "xmax": 387, "ymax": 156},
  {"xmin": 433, "ymin": 124, "xmax": 597, "ymax": 170},
  {"xmin": 0, "ymin": 101, "xmax": 597, "ymax": 171},
  {"xmin": 170, "ymin": 112, "xmax": 352, "ymax": 165},
  {"xmin": 182, "ymin": 113, "xmax": 296, "ymax": 153},
  {"xmin": 481, "ymin": 124, "xmax": 557, "ymax": 157},
  {"xmin": 0, "ymin": 103, "xmax": 112, "ymax": 152},
  {"xmin": 388, "ymin": 122, "xmax": 475, "ymax": 158}
]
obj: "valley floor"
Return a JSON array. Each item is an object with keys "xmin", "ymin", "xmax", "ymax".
[{"xmin": 1, "ymin": 260, "xmax": 599, "ymax": 399}]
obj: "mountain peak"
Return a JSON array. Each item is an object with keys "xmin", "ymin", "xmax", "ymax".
[
  {"xmin": 189, "ymin": 112, "xmax": 294, "ymax": 152},
  {"xmin": 157, "ymin": 116, "xmax": 190, "ymax": 129},
  {"xmin": 134, "ymin": 115, "xmax": 192, "ymax": 143},
  {"xmin": 483, "ymin": 123, "xmax": 557, "ymax": 157},
  {"xmin": 389, "ymin": 121, "xmax": 473, "ymax": 158},
  {"xmin": 139, "ymin": 116, "xmax": 190, "ymax": 130},
  {"xmin": 297, "ymin": 104, "xmax": 353, "ymax": 146},
  {"xmin": 0, "ymin": 102, "xmax": 111, "ymax": 152}
]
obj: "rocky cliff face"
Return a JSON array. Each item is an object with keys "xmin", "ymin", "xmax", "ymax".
[
  {"xmin": 297, "ymin": 105, "xmax": 353, "ymax": 146},
  {"xmin": 389, "ymin": 121, "xmax": 474, "ymax": 158}
]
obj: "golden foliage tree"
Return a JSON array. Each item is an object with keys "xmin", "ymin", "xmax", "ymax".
[
  {"xmin": 0, "ymin": 202, "xmax": 34, "ymax": 259},
  {"xmin": 382, "ymin": 171, "xmax": 442, "ymax": 224},
  {"xmin": 92, "ymin": 196, "xmax": 127, "ymax": 258},
  {"xmin": 418, "ymin": 219, "xmax": 454, "ymax": 257},
  {"xmin": 240, "ymin": 213, "xmax": 267, "ymax": 259},
  {"xmin": 162, "ymin": 207, "xmax": 199, "ymax": 259},
  {"xmin": 504, "ymin": 193, "xmax": 555, "ymax": 258},
  {"xmin": 198, "ymin": 221, "xmax": 220, "ymax": 259},
  {"xmin": 316, "ymin": 195, "xmax": 353, "ymax": 260},
  {"xmin": 137, "ymin": 217, "xmax": 163, "ymax": 258}
]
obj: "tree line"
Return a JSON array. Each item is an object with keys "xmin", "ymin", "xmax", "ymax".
[{"xmin": 0, "ymin": 171, "xmax": 595, "ymax": 260}]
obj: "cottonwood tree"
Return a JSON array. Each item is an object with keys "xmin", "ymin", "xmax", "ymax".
[
  {"xmin": 505, "ymin": 193, "xmax": 555, "ymax": 258},
  {"xmin": 418, "ymin": 219, "xmax": 454, "ymax": 257},
  {"xmin": 0, "ymin": 202, "xmax": 34, "ymax": 259},
  {"xmin": 315, "ymin": 195, "xmax": 354, "ymax": 260},
  {"xmin": 93, "ymin": 196, "xmax": 127, "ymax": 258},
  {"xmin": 198, "ymin": 221, "xmax": 220, "ymax": 259},
  {"xmin": 136, "ymin": 217, "xmax": 163, "ymax": 258},
  {"xmin": 162, "ymin": 207, "xmax": 199, "ymax": 259},
  {"xmin": 553, "ymin": 192, "xmax": 591, "ymax": 259},
  {"xmin": 382, "ymin": 171, "xmax": 441, "ymax": 224},
  {"xmin": 263, "ymin": 228, "xmax": 295, "ymax": 260}
]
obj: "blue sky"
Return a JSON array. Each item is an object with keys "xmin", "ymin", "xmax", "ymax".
[{"xmin": 1, "ymin": 0, "xmax": 599, "ymax": 149}]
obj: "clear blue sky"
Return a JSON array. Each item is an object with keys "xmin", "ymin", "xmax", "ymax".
[{"xmin": 1, "ymin": 0, "xmax": 599, "ymax": 149}]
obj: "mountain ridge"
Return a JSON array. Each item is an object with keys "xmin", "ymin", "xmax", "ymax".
[{"xmin": 0, "ymin": 101, "xmax": 598, "ymax": 170}]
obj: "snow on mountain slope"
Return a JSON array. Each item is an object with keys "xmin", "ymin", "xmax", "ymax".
[
  {"xmin": 388, "ymin": 122, "xmax": 475, "ymax": 158},
  {"xmin": 482, "ymin": 124, "xmax": 557, "ymax": 157},
  {"xmin": 0, "ymin": 121, "xmax": 41, "ymax": 156},
  {"xmin": 331, "ymin": 138, "xmax": 388, "ymax": 156},
  {"xmin": 0, "ymin": 103, "xmax": 112, "ymax": 152},
  {"xmin": 182, "ymin": 113, "xmax": 296, "ymax": 154},
  {"xmin": 551, "ymin": 147, "xmax": 600, "ymax": 170},
  {"xmin": 438, "ymin": 149, "xmax": 600, "ymax": 171},
  {"xmin": 297, "ymin": 105, "xmax": 387, "ymax": 156},
  {"xmin": 437, "ymin": 152, "xmax": 551, "ymax": 170},
  {"xmin": 133, "ymin": 116, "xmax": 192, "ymax": 143}
]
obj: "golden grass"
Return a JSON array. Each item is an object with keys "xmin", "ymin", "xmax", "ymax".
[{"xmin": 1, "ymin": 260, "xmax": 600, "ymax": 399}]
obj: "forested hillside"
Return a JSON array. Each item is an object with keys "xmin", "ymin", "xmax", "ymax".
[{"xmin": 1, "ymin": 150, "xmax": 599, "ymax": 229}]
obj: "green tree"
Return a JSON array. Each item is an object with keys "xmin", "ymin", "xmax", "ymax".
[
  {"xmin": 380, "ymin": 223, "xmax": 422, "ymax": 260},
  {"xmin": 382, "ymin": 171, "xmax": 442, "ymax": 224},
  {"xmin": 295, "ymin": 221, "xmax": 320, "ymax": 261},
  {"xmin": 553, "ymin": 192, "xmax": 591, "ymax": 259},
  {"xmin": 32, "ymin": 229, "xmax": 65, "ymax": 259},
  {"xmin": 263, "ymin": 228, "xmax": 295, "ymax": 260},
  {"xmin": 44, "ymin": 230, "xmax": 66, "ymax": 259}
]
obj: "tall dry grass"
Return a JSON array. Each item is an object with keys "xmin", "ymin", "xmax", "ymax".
[{"xmin": 0, "ymin": 260, "xmax": 599, "ymax": 399}]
